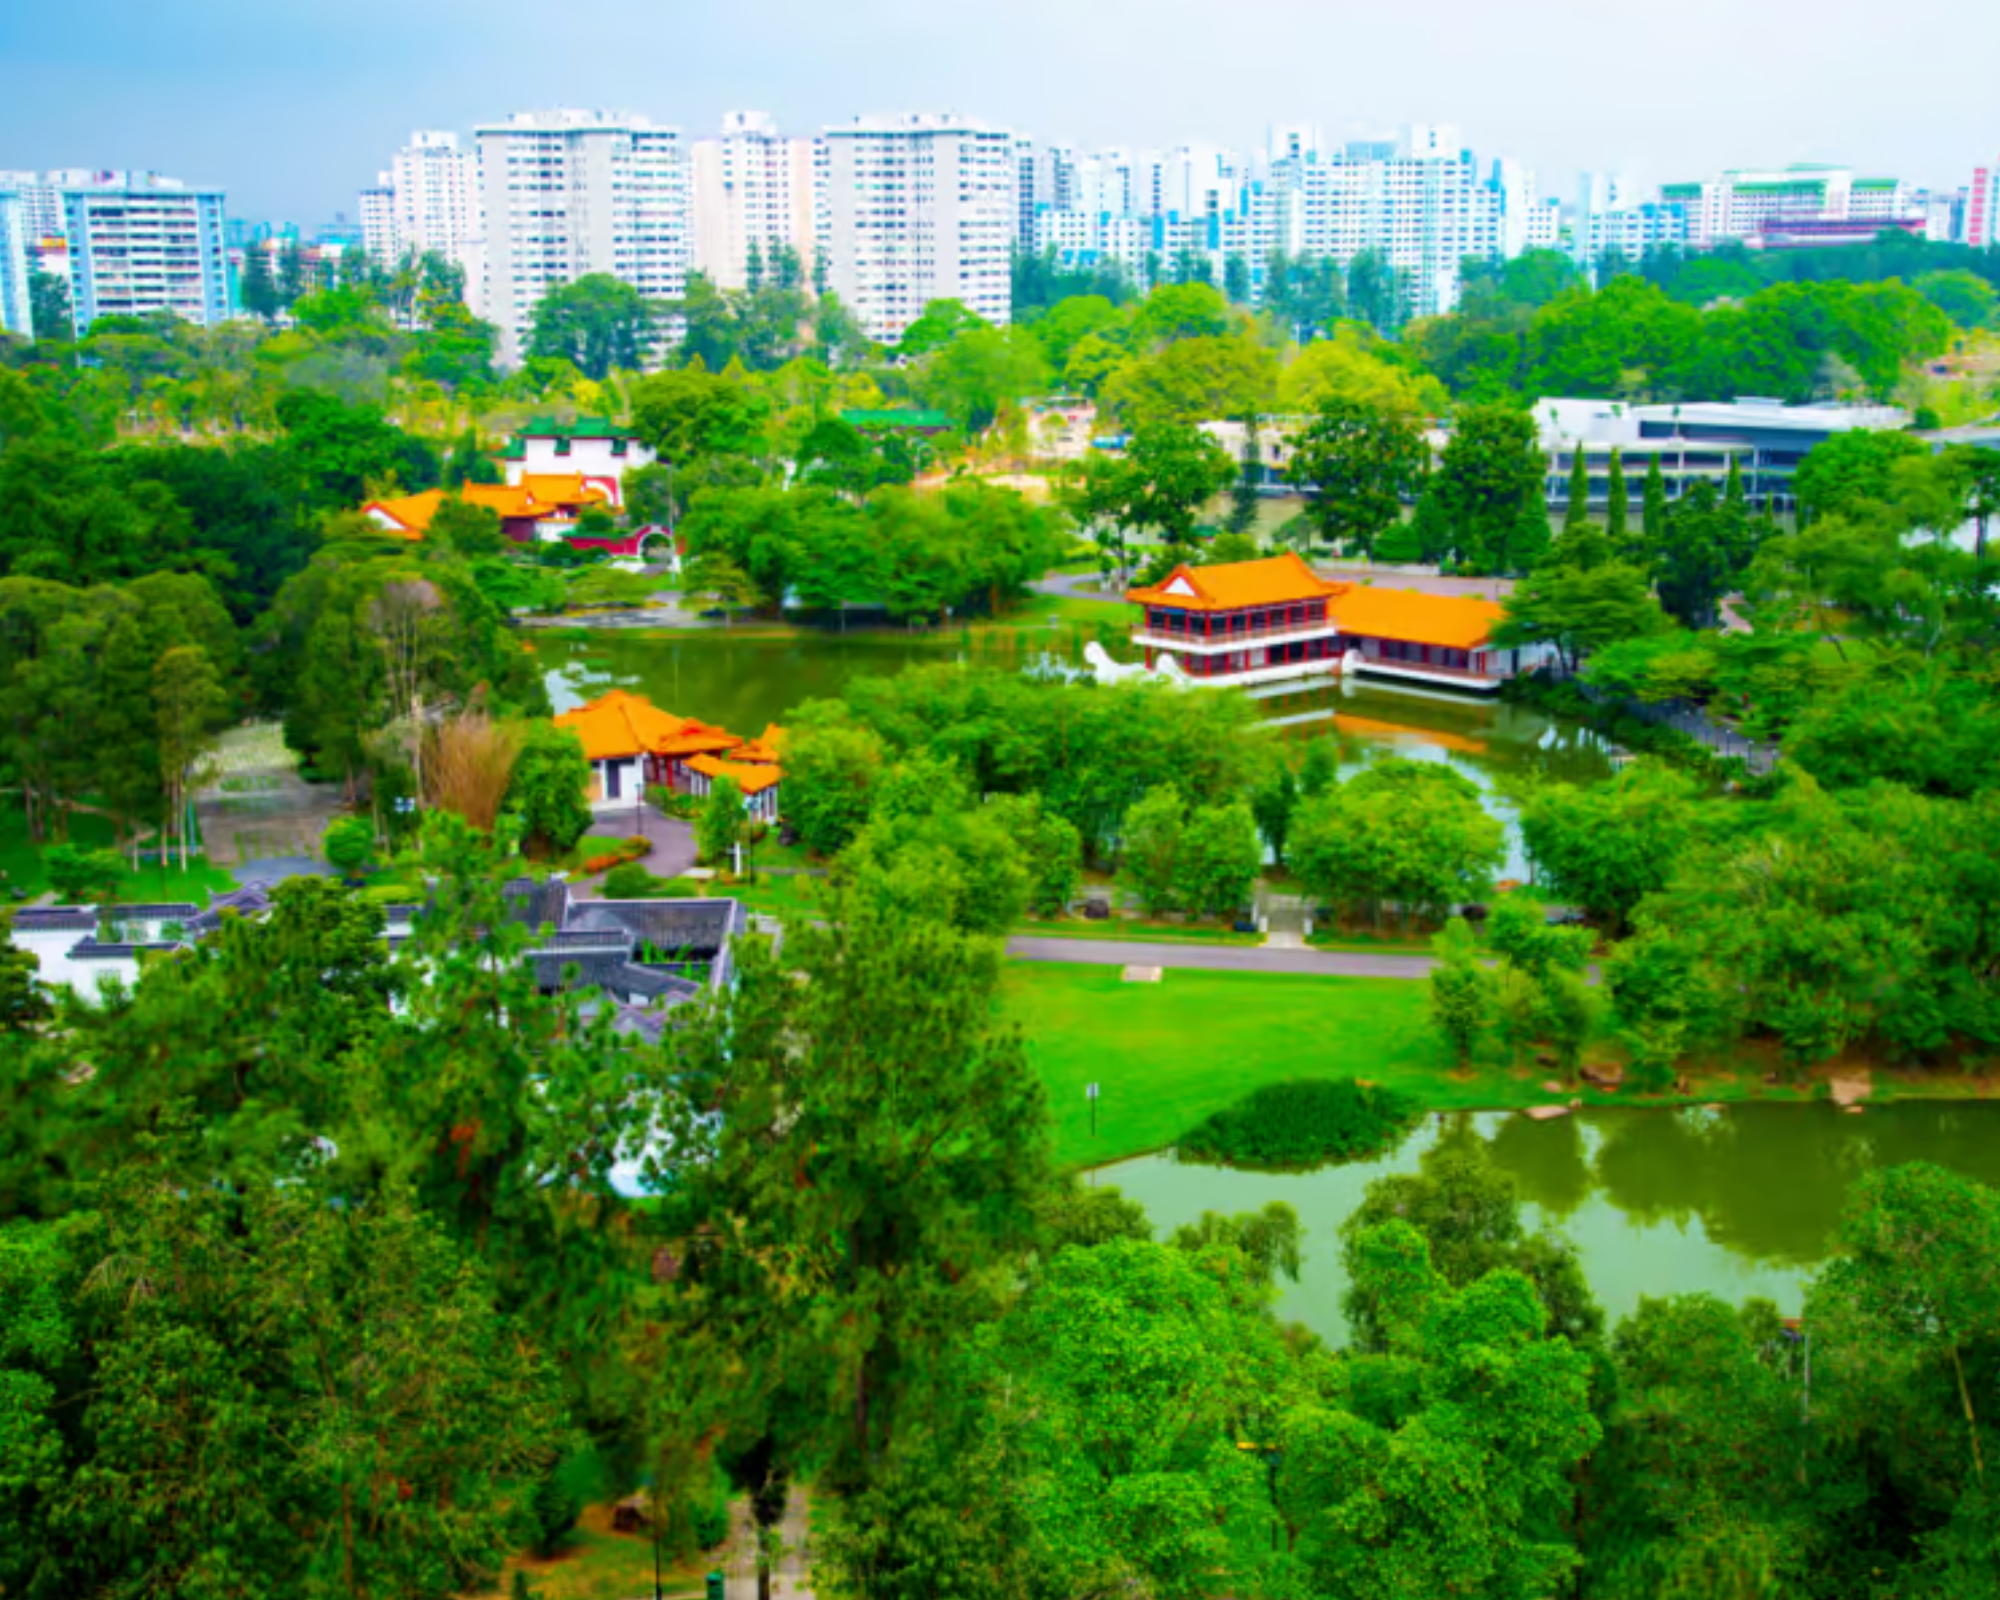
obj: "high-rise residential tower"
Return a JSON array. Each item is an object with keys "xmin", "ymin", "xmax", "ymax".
[
  {"xmin": 472, "ymin": 108, "xmax": 689, "ymax": 365},
  {"xmin": 62, "ymin": 172, "xmax": 229, "ymax": 332},
  {"xmin": 1969, "ymin": 162, "xmax": 2000, "ymax": 248},
  {"xmin": 362, "ymin": 129, "xmax": 478, "ymax": 268},
  {"xmin": 688, "ymin": 111, "xmax": 820, "ymax": 291},
  {"xmin": 822, "ymin": 112, "xmax": 1015, "ymax": 344},
  {"xmin": 0, "ymin": 187, "xmax": 31, "ymax": 338}
]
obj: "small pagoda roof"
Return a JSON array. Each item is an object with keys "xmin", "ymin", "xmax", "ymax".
[{"xmin": 1128, "ymin": 552, "xmax": 1344, "ymax": 613}]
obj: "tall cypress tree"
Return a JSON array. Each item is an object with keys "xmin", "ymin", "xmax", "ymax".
[
  {"xmin": 1642, "ymin": 453, "xmax": 1668, "ymax": 550},
  {"xmin": 1724, "ymin": 453, "xmax": 1745, "ymax": 510},
  {"xmin": 1564, "ymin": 451, "xmax": 1590, "ymax": 535},
  {"xmin": 1605, "ymin": 448, "xmax": 1628, "ymax": 551}
]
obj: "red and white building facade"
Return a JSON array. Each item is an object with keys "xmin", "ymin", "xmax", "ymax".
[{"xmin": 1128, "ymin": 554, "xmax": 1552, "ymax": 693}]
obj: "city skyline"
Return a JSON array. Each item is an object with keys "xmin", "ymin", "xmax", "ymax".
[{"xmin": 2, "ymin": 0, "xmax": 1994, "ymax": 223}]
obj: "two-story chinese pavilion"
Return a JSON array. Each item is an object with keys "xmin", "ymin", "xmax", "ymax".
[
  {"xmin": 1128, "ymin": 553, "xmax": 1348, "ymax": 687},
  {"xmin": 1128, "ymin": 554, "xmax": 1545, "ymax": 692}
]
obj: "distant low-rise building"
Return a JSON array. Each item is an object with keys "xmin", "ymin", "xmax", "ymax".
[
  {"xmin": 1660, "ymin": 164, "xmax": 1922, "ymax": 249},
  {"xmin": 1535, "ymin": 396, "xmax": 1909, "ymax": 513}
]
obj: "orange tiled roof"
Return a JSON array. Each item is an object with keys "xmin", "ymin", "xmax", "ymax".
[
  {"xmin": 656, "ymin": 721, "xmax": 743, "ymax": 759},
  {"xmin": 554, "ymin": 689, "xmax": 690, "ymax": 761},
  {"xmin": 363, "ymin": 478, "xmax": 609, "ymax": 539},
  {"xmin": 1328, "ymin": 586, "xmax": 1505, "ymax": 651},
  {"xmin": 1127, "ymin": 552, "xmax": 1345, "ymax": 613},
  {"xmin": 688, "ymin": 754, "xmax": 782, "ymax": 795},
  {"xmin": 517, "ymin": 473, "xmax": 611, "ymax": 510},
  {"xmin": 732, "ymin": 723, "xmax": 786, "ymax": 765}
]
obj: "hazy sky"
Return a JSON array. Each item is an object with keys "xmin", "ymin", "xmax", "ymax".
[{"xmin": 3, "ymin": 0, "xmax": 1993, "ymax": 222}]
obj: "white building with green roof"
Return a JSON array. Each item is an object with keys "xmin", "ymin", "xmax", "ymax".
[{"xmin": 502, "ymin": 416, "xmax": 656, "ymax": 505}]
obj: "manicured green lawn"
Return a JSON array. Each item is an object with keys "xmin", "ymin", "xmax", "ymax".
[
  {"xmin": 0, "ymin": 801, "xmax": 234, "ymax": 904},
  {"xmin": 1005, "ymin": 962, "xmax": 1463, "ymax": 1168},
  {"xmin": 707, "ymin": 871, "xmax": 822, "ymax": 920}
]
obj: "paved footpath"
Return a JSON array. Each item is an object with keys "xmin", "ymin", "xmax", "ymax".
[{"xmin": 1005, "ymin": 935, "xmax": 1434, "ymax": 979}]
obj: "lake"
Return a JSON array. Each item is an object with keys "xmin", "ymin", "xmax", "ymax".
[
  {"xmin": 541, "ymin": 622, "xmax": 2000, "ymax": 1342},
  {"xmin": 1103, "ymin": 1101, "xmax": 2000, "ymax": 1341},
  {"xmin": 534, "ymin": 621, "xmax": 1617, "ymax": 875}
]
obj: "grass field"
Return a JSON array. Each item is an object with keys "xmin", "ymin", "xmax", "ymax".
[
  {"xmin": 0, "ymin": 801, "xmax": 235, "ymax": 904},
  {"xmin": 999, "ymin": 960, "xmax": 2000, "ymax": 1170},
  {"xmin": 1006, "ymin": 962, "xmax": 1466, "ymax": 1167}
]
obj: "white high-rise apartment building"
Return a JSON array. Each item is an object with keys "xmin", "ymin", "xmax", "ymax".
[
  {"xmin": 1577, "ymin": 204, "xmax": 1689, "ymax": 269},
  {"xmin": 362, "ymin": 130, "xmax": 477, "ymax": 268},
  {"xmin": 823, "ymin": 113, "xmax": 1014, "ymax": 344},
  {"xmin": 1263, "ymin": 127, "xmax": 1495, "ymax": 316},
  {"xmin": 0, "ymin": 172, "xmax": 70, "ymax": 244},
  {"xmin": 688, "ymin": 112, "xmax": 820, "ymax": 291},
  {"xmin": 62, "ymin": 172, "xmax": 228, "ymax": 332},
  {"xmin": 0, "ymin": 188, "xmax": 32, "ymax": 338},
  {"xmin": 359, "ymin": 184, "xmax": 395, "ymax": 262},
  {"xmin": 473, "ymin": 108, "xmax": 689, "ymax": 365}
]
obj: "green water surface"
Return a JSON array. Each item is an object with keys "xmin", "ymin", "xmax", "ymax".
[{"xmin": 1105, "ymin": 1102, "xmax": 2000, "ymax": 1341}]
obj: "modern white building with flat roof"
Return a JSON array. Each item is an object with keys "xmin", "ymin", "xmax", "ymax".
[
  {"xmin": 61, "ymin": 172, "xmax": 229, "ymax": 332},
  {"xmin": 823, "ymin": 112, "xmax": 1015, "ymax": 344},
  {"xmin": 473, "ymin": 108, "xmax": 689, "ymax": 366},
  {"xmin": 1535, "ymin": 396, "xmax": 1909, "ymax": 512},
  {"xmin": 688, "ymin": 111, "xmax": 821, "ymax": 291},
  {"xmin": 1660, "ymin": 165, "xmax": 1921, "ymax": 247}
]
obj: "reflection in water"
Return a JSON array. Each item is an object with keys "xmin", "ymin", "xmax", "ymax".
[
  {"xmin": 1103, "ymin": 1102, "xmax": 2000, "ymax": 1343},
  {"xmin": 1484, "ymin": 1110, "xmax": 1593, "ymax": 1220}
]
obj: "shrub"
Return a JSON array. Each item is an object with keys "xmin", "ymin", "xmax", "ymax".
[
  {"xmin": 42, "ymin": 843, "xmax": 126, "ymax": 906},
  {"xmin": 529, "ymin": 1466, "xmax": 581, "ymax": 1557},
  {"xmin": 1177, "ymin": 1078, "xmax": 1421, "ymax": 1172},
  {"xmin": 321, "ymin": 815, "xmax": 377, "ymax": 882},
  {"xmin": 603, "ymin": 862, "xmax": 694, "ymax": 900},
  {"xmin": 690, "ymin": 1484, "xmax": 731, "ymax": 1550}
]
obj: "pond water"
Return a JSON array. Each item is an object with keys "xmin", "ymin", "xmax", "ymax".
[
  {"xmin": 533, "ymin": 622, "xmax": 1615, "ymax": 875},
  {"xmin": 542, "ymin": 622, "xmax": 2000, "ymax": 1340},
  {"xmin": 1104, "ymin": 1101, "xmax": 2000, "ymax": 1342}
]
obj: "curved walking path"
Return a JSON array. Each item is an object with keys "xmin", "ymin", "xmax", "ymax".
[{"xmin": 1005, "ymin": 935, "xmax": 1433, "ymax": 979}]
